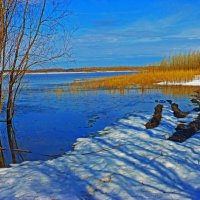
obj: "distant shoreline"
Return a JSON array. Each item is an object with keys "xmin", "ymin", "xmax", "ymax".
[
  {"xmin": 23, "ymin": 66, "xmax": 140, "ymax": 74},
  {"xmin": 26, "ymin": 71, "xmax": 136, "ymax": 75}
]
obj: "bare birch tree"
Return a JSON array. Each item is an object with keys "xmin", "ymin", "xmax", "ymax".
[{"xmin": 0, "ymin": 0, "xmax": 72, "ymax": 124}]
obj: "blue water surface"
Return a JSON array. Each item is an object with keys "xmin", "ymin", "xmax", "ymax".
[{"xmin": 0, "ymin": 72, "xmax": 193, "ymax": 166}]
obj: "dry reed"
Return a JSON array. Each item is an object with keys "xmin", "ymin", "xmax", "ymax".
[{"xmin": 70, "ymin": 51, "xmax": 200, "ymax": 97}]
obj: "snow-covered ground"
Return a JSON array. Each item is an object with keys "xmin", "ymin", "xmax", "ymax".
[
  {"xmin": 0, "ymin": 103, "xmax": 200, "ymax": 200},
  {"xmin": 158, "ymin": 75, "xmax": 200, "ymax": 86}
]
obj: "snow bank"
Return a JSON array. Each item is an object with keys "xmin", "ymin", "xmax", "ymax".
[
  {"xmin": 158, "ymin": 75, "xmax": 200, "ymax": 86},
  {"xmin": 0, "ymin": 103, "xmax": 200, "ymax": 200}
]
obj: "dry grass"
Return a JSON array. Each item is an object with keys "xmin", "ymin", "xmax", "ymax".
[
  {"xmin": 70, "ymin": 51, "xmax": 200, "ymax": 97},
  {"xmin": 70, "ymin": 69, "xmax": 199, "ymax": 91},
  {"xmin": 159, "ymin": 51, "xmax": 200, "ymax": 70}
]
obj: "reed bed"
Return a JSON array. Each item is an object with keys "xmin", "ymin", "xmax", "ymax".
[
  {"xmin": 70, "ymin": 69, "xmax": 199, "ymax": 92},
  {"xmin": 159, "ymin": 51, "xmax": 200, "ymax": 70},
  {"xmin": 70, "ymin": 51, "xmax": 200, "ymax": 96}
]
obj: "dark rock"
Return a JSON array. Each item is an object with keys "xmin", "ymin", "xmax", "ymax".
[
  {"xmin": 145, "ymin": 104, "xmax": 163, "ymax": 129},
  {"xmin": 169, "ymin": 114, "xmax": 200, "ymax": 143},
  {"xmin": 168, "ymin": 129, "xmax": 194, "ymax": 143},
  {"xmin": 191, "ymin": 99, "xmax": 200, "ymax": 106},
  {"xmin": 171, "ymin": 103, "xmax": 188, "ymax": 118},
  {"xmin": 193, "ymin": 107, "xmax": 200, "ymax": 112},
  {"xmin": 175, "ymin": 124, "xmax": 186, "ymax": 131}
]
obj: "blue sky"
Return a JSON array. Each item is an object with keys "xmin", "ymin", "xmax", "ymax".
[{"xmin": 64, "ymin": 0, "xmax": 200, "ymax": 68}]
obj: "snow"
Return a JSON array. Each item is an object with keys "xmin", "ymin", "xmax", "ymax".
[
  {"xmin": 0, "ymin": 103, "xmax": 200, "ymax": 199},
  {"xmin": 158, "ymin": 75, "xmax": 200, "ymax": 86}
]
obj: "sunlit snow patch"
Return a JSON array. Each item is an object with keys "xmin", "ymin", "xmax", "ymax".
[{"xmin": 158, "ymin": 75, "xmax": 200, "ymax": 86}]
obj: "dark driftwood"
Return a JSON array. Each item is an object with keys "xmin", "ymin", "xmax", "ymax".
[
  {"xmin": 168, "ymin": 115, "xmax": 200, "ymax": 143},
  {"xmin": 145, "ymin": 104, "xmax": 163, "ymax": 129},
  {"xmin": 171, "ymin": 103, "xmax": 188, "ymax": 118}
]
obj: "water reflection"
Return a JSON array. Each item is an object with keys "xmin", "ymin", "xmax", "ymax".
[
  {"xmin": 69, "ymin": 84, "xmax": 198, "ymax": 98},
  {"xmin": 0, "ymin": 124, "xmax": 25, "ymax": 168},
  {"xmin": 38, "ymin": 80, "xmax": 199, "ymax": 99},
  {"xmin": 0, "ymin": 139, "xmax": 6, "ymax": 168},
  {"xmin": 142, "ymin": 85, "xmax": 199, "ymax": 98}
]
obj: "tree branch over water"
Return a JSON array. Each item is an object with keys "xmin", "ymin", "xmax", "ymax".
[{"xmin": 0, "ymin": 0, "xmax": 73, "ymax": 124}]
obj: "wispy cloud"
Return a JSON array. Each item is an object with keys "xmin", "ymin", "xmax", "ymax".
[{"xmin": 70, "ymin": 0, "xmax": 200, "ymax": 67}]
